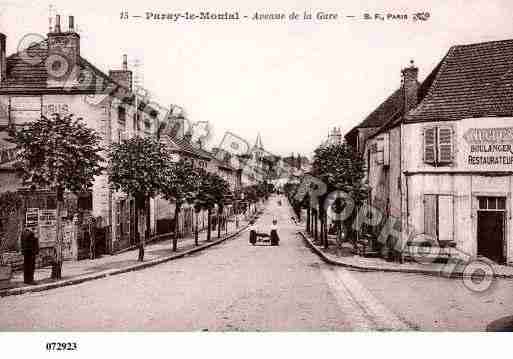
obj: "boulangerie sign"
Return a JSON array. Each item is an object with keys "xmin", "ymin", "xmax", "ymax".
[{"xmin": 460, "ymin": 118, "xmax": 513, "ymax": 169}]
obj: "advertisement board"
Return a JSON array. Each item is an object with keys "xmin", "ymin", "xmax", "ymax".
[{"xmin": 38, "ymin": 209, "xmax": 57, "ymax": 248}]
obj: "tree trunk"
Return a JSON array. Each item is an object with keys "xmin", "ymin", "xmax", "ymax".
[
  {"xmin": 217, "ymin": 209, "xmax": 221, "ymax": 239},
  {"xmin": 207, "ymin": 208, "xmax": 212, "ymax": 241},
  {"xmin": 89, "ymin": 217, "xmax": 96, "ymax": 260},
  {"xmin": 146, "ymin": 197, "xmax": 151, "ymax": 247},
  {"xmin": 314, "ymin": 209, "xmax": 318, "ymax": 243},
  {"xmin": 324, "ymin": 211, "xmax": 329, "ymax": 250},
  {"xmin": 51, "ymin": 187, "xmax": 64, "ymax": 279},
  {"xmin": 306, "ymin": 206, "xmax": 311, "ymax": 233},
  {"xmin": 132, "ymin": 194, "xmax": 145, "ymax": 262},
  {"xmin": 195, "ymin": 211, "xmax": 199, "ymax": 246},
  {"xmin": 235, "ymin": 203, "xmax": 239, "ymax": 228},
  {"xmin": 173, "ymin": 203, "xmax": 180, "ymax": 252},
  {"xmin": 317, "ymin": 206, "xmax": 324, "ymax": 246}
]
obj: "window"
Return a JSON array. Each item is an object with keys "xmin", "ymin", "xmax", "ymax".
[
  {"xmin": 424, "ymin": 194, "xmax": 453, "ymax": 242},
  {"xmin": 374, "ymin": 134, "xmax": 389, "ymax": 166},
  {"xmin": 117, "ymin": 129, "xmax": 128, "ymax": 143},
  {"xmin": 423, "ymin": 126, "xmax": 453, "ymax": 166},
  {"xmin": 478, "ymin": 197, "xmax": 506, "ymax": 211},
  {"xmin": 78, "ymin": 193, "xmax": 93, "ymax": 211},
  {"xmin": 134, "ymin": 113, "xmax": 140, "ymax": 132},
  {"xmin": 118, "ymin": 106, "xmax": 126, "ymax": 123}
]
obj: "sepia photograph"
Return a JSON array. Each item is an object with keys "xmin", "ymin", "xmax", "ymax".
[{"xmin": 0, "ymin": 0, "xmax": 512, "ymax": 356}]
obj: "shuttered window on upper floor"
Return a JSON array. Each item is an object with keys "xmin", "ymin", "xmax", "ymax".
[{"xmin": 423, "ymin": 125, "xmax": 453, "ymax": 166}]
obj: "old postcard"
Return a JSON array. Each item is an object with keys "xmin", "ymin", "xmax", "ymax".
[{"xmin": 0, "ymin": 0, "xmax": 512, "ymax": 356}]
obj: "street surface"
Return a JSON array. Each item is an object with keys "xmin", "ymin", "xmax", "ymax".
[{"xmin": 1, "ymin": 197, "xmax": 513, "ymax": 331}]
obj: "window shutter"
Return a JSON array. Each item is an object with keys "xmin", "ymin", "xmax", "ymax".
[
  {"xmin": 423, "ymin": 127, "xmax": 436, "ymax": 164},
  {"xmin": 437, "ymin": 126, "xmax": 453, "ymax": 164},
  {"xmin": 438, "ymin": 195, "xmax": 453, "ymax": 242},
  {"xmin": 424, "ymin": 194, "xmax": 437, "ymax": 238}
]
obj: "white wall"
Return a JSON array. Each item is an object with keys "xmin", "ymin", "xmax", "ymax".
[{"xmin": 403, "ymin": 118, "xmax": 513, "ymax": 263}]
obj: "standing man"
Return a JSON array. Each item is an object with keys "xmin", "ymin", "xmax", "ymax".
[
  {"xmin": 88, "ymin": 216, "xmax": 97, "ymax": 260},
  {"xmin": 248, "ymin": 220, "xmax": 258, "ymax": 245},
  {"xmin": 21, "ymin": 227, "xmax": 39, "ymax": 284}
]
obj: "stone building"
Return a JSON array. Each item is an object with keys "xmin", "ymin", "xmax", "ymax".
[
  {"xmin": 348, "ymin": 39, "xmax": 513, "ymax": 265},
  {"xmin": 0, "ymin": 15, "xmax": 161, "ymax": 255}
]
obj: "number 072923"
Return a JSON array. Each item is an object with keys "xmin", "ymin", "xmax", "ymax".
[{"xmin": 45, "ymin": 342, "xmax": 78, "ymax": 351}]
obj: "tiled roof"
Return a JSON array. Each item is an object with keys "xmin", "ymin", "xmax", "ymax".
[
  {"xmin": 406, "ymin": 39, "xmax": 513, "ymax": 122},
  {"xmin": 364, "ymin": 55, "xmax": 448, "ymax": 139},
  {"xmin": 3, "ymin": 40, "xmax": 49, "ymax": 88},
  {"xmin": 359, "ymin": 88, "xmax": 404, "ymax": 128},
  {"xmin": 166, "ymin": 136, "xmax": 213, "ymax": 161},
  {"xmin": 345, "ymin": 86, "xmax": 407, "ymax": 142},
  {"xmin": 1, "ymin": 40, "xmax": 122, "ymax": 93},
  {"xmin": 0, "ymin": 38, "xmax": 160, "ymax": 117}
]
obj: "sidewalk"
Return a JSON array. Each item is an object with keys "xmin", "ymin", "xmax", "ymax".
[
  {"xmin": 0, "ymin": 213, "xmax": 258, "ymax": 297},
  {"xmin": 283, "ymin": 198, "xmax": 513, "ymax": 279},
  {"xmin": 299, "ymin": 230, "xmax": 513, "ymax": 279}
]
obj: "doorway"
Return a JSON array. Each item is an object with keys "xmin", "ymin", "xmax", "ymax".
[{"xmin": 477, "ymin": 196, "xmax": 506, "ymax": 264}]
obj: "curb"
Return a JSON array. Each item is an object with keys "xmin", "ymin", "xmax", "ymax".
[
  {"xmin": 0, "ymin": 218, "xmax": 256, "ymax": 298},
  {"xmin": 299, "ymin": 231, "xmax": 512, "ymax": 280}
]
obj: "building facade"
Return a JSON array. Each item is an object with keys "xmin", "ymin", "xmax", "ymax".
[
  {"xmin": 0, "ymin": 15, "xmax": 161, "ymax": 254},
  {"xmin": 353, "ymin": 39, "xmax": 513, "ymax": 265}
]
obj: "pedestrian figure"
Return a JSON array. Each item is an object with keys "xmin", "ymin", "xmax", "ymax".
[
  {"xmin": 249, "ymin": 220, "xmax": 258, "ymax": 245},
  {"xmin": 21, "ymin": 227, "xmax": 39, "ymax": 284},
  {"xmin": 88, "ymin": 217, "xmax": 97, "ymax": 260},
  {"xmin": 270, "ymin": 219, "xmax": 280, "ymax": 246},
  {"xmin": 335, "ymin": 222, "xmax": 346, "ymax": 257}
]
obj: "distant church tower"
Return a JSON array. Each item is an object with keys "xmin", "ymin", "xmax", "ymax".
[
  {"xmin": 325, "ymin": 126, "xmax": 343, "ymax": 146},
  {"xmin": 255, "ymin": 133, "xmax": 264, "ymax": 150},
  {"xmin": 253, "ymin": 133, "xmax": 264, "ymax": 160}
]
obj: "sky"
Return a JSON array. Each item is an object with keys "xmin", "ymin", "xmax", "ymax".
[{"xmin": 1, "ymin": 0, "xmax": 513, "ymax": 158}]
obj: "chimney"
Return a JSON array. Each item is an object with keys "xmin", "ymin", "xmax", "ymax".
[
  {"xmin": 55, "ymin": 14, "xmax": 61, "ymax": 33},
  {"xmin": 109, "ymin": 54, "xmax": 133, "ymax": 90},
  {"xmin": 401, "ymin": 60, "xmax": 419, "ymax": 114},
  {"xmin": 0, "ymin": 33, "xmax": 6, "ymax": 85},
  {"xmin": 47, "ymin": 14, "xmax": 80, "ymax": 87},
  {"xmin": 69, "ymin": 15, "xmax": 75, "ymax": 32}
]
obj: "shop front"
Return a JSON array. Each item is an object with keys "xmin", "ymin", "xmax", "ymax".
[{"xmin": 404, "ymin": 118, "xmax": 513, "ymax": 265}]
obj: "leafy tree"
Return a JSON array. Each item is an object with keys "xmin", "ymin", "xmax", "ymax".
[
  {"xmin": 161, "ymin": 158, "xmax": 200, "ymax": 251},
  {"xmin": 210, "ymin": 174, "xmax": 231, "ymax": 239},
  {"xmin": 312, "ymin": 142, "xmax": 367, "ymax": 204},
  {"xmin": 194, "ymin": 170, "xmax": 230, "ymax": 241},
  {"xmin": 0, "ymin": 191, "xmax": 22, "ymax": 217},
  {"xmin": 108, "ymin": 136, "xmax": 169, "ymax": 261},
  {"xmin": 310, "ymin": 142, "xmax": 368, "ymax": 244},
  {"xmin": 11, "ymin": 114, "xmax": 103, "ymax": 279}
]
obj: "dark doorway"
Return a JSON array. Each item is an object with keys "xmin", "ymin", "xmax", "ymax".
[{"xmin": 477, "ymin": 211, "xmax": 505, "ymax": 264}]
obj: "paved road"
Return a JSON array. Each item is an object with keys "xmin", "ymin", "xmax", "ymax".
[{"xmin": 1, "ymin": 197, "xmax": 512, "ymax": 331}]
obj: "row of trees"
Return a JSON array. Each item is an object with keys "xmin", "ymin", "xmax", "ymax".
[
  {"xmin": 9, "ymin": 114, "xmax": 240, "ymax": 279},
  {"xmin": 110, "ymin": 135, "xmax": 235, "ymax": 261},
  {"xmin": 288, "ymin": 142, "xmax": 368, "ymax": 249}
]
